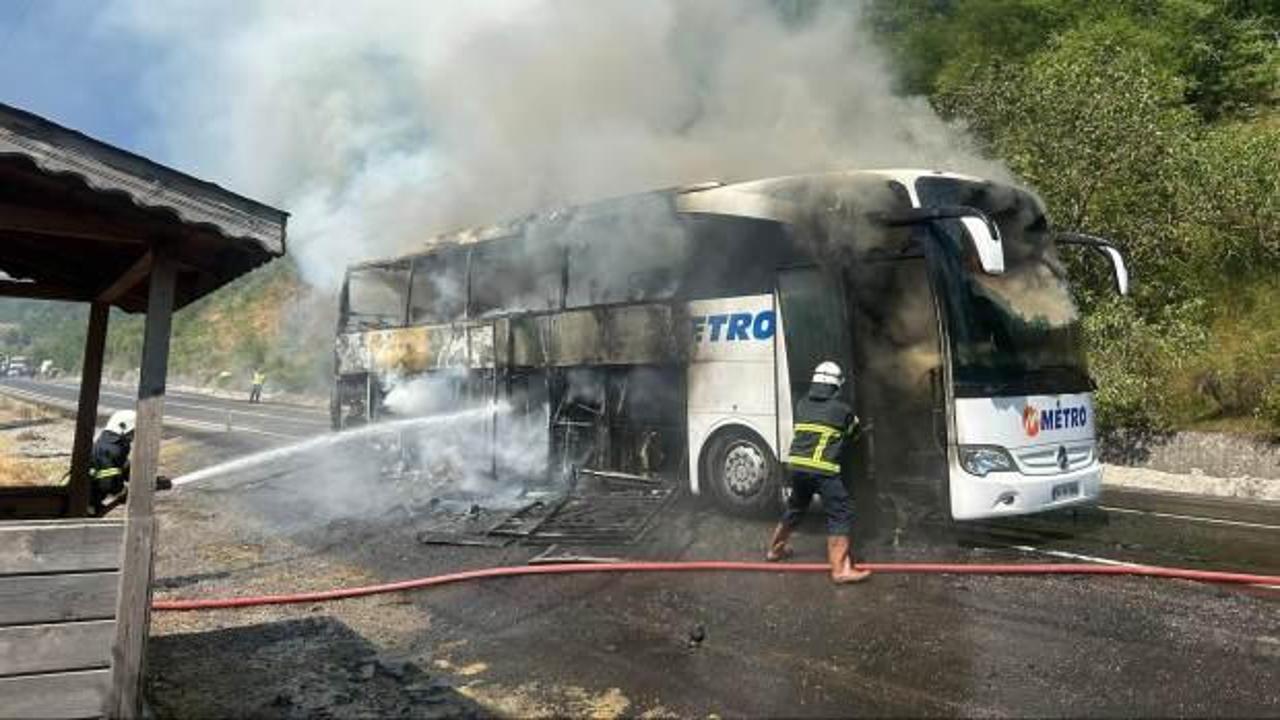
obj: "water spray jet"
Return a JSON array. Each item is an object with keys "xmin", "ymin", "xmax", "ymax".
[{"xmin": 172, "ymin": 406, "xmax": 505, "ymax": 488}]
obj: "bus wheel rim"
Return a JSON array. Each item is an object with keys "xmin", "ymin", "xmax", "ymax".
[{"xmin": 723, "ymin": 440, "xmax": 767, "ymax": 497}]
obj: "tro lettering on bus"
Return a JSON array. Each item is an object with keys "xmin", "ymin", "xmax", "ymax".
[{"xmin": 692, "ymin": 311, "xmax": 776, "ymax": 342}]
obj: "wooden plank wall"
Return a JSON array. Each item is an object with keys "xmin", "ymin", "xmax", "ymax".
[{"xmin": 0, "ymin": 519, "xmax": 124, "ymax": 719}]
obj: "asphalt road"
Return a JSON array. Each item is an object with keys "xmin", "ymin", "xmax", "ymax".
[{"xmin": 0, "ymin": 377, "xmax": 330, "ymax": 444}]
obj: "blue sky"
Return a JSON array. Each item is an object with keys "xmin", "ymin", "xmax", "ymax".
[{"xmin": 0, "ymin": 0, "xmax": 162, "ymax": 159}]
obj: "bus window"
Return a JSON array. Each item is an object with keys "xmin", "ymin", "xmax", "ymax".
[
  {"xmin": 470, "ymin": 239, "xmax": 563, "ymax": 317},
  {"xmin": 681, "ymin": 216, "xmax": 801, "ymax": 300},
  {"xmin": 409, "ymin": 248, "xmax": 468, "ymax": 325},
  {"xmin": 565, "ymin": 203, "xmax": 692, "ymax": 308},
  {"xmin": 346, "ymin": 262, "xmax": 409, "ymax": 331},
  {"xmin": 777, "ymin": 268, "xmax": 853, "ymax": 406}
]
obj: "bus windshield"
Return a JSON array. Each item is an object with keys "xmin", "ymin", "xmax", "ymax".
[{"xmin": 916, "ymin": 177, "xmax": 1091, "ymax": 397}]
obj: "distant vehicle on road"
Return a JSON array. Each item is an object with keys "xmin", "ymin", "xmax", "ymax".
[
  {"xmin": 332, "ymin": 169, "xmax": 1129, "ymax": 523},
  {"xmin": 7, "ymin": 356, "xmax": 34, "ymax": 378}
]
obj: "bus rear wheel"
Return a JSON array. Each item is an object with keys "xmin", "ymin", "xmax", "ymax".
[{"xmin": 705, "ymin": 427, "xmax": 782, "ymax": 517}]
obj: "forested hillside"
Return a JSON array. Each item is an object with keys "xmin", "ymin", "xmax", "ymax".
[
  {"xmin": 0, "ymin": 260, "xmax": 335, "ymax": 396},
  {"xmin": 869, "ymin": 0, "xmax": 1279, "ymax": 433},
  {"xmin": 0, "ymin": 0, "xmax": 1275, "ymax": 431}
]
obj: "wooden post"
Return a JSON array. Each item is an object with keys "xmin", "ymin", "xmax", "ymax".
[
  {"xmin": 68, "ymin": 302, "xmax": 110, "ymax": 517},
  {"xmin": 107, "ymin": 250, "xmax": 175, "ymax": 719}
]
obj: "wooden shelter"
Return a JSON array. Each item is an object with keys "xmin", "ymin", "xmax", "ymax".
[{"xmin": 0, "ymin": 102, "xmax": 287, "ymax": 718}]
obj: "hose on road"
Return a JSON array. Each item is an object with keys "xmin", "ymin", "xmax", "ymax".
[{"xmin": 152, "ymin": 560, "xmax": 1280, "ymax": 611}]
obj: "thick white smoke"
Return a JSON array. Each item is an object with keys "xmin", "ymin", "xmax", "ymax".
[
  {"xmin": 381, "ymin": 373, "xmax": 549, "ymax": 498},
  {"xmin": 102, "ymin": 0, "xmax": 1008, "ymax": 288}
]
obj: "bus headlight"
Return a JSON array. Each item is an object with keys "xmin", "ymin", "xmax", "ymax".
[{"xmin": 958, "ymin": 446, "xmax": 1016, "ymax": 476}]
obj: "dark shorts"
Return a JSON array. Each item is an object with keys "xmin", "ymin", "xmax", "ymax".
[{"xmin": 780, "ymin": 468, "xmax": 852, "ymax": 535}]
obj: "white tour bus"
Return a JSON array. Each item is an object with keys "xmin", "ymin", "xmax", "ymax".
[{"xmin": 333, "ymin": 169, "xmax": 1128, "ymax": 522}]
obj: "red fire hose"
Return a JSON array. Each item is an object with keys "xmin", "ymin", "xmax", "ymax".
[{"xmin": 151, "ymin": 560, "xmax": 1280, "ymax": 612}]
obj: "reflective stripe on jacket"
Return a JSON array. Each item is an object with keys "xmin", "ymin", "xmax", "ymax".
[
  {"xmin": 785, "ymin": 383, "xmax": 855, "ymax": 477},
  {"xmin": 787, "ymin": 422, "xmax": 845, "ymax": 474},
  {"xmin": 90, "ymin": 429, "xmax": 131, "ymax": 486}
]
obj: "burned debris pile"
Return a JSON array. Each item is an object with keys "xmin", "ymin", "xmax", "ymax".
[{"xmin": 411, "ymin": 468, "xmax": 675, "ymax": 547}]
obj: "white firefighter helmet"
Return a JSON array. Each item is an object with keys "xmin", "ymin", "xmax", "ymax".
[
  {"xmin": 811, "ymin": 361, "xmax": 844, "ymax": 388},
  {"xmin": 106, "ymin": 409, "xmax": 136, "ymax": 436}
]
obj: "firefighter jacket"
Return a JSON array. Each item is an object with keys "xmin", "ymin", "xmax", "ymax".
[
  {"xmin": 89, "ymin": 430, "xmax": 131, "ymax": 490},
  {"xmin": 786, "ymin": 383, "xmax": 857, "ymax": 477}
]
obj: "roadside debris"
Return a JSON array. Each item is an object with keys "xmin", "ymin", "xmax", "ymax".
[
  {"xmin": 687, "ymin": 624, "xmax": 707, "ymax": 649},
  {"xmin": 408, "ymin": 468, "xmax": 675, "ymax": 548},
  {"xmin": 527, "ymin": 545, "xmax": 625, "ymax": 565}
]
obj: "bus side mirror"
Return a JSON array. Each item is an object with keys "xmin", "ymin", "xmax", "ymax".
[
  {"xmin": 869, "ymin": 205, "xmax": 1005, "ymax": 275},
  {"xmin": 957, "ymin": 216, "xmax": 1005, "ymax": 275},
  {"xmin": 1055, "ymin": 232, "xmax": 1130, "ymax": 296}
]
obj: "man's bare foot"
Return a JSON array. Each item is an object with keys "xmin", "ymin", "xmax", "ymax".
[{"xmin": 831, "ymin": 566, "xmax": 872, "ymax": 584}]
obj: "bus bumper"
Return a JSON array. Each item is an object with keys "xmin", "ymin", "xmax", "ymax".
[{"xmin": 948, "ymin": 460, "xmax": 1103, "ymax": 520}]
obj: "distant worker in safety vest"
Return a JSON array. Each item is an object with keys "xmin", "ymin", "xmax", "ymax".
[
  {"xmin": 249, "ymin": 369, "xmax": 266, "ymax": 403},
  {"xmin": 765, "ymin": 361, "xmax": 871, "ymax": 583},
  {"xmin": 89, "ymin": 410, "xmax": 134, "ymax": 516}
]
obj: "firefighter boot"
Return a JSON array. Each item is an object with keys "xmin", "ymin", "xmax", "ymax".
[
  {"xmin": 827, "ymin": 535, "xmax": 871, "ymax": 584},
  {"xmin": 766, "ymin": 523, "xmax": 794, "ymax": 561}
]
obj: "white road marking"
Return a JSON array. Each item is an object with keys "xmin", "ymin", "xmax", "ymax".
[
  {"xmin": 90, "ymin": 387, "xmax": 329, "ymax": 428},
  {"xmin": 1100, "ymin": 505, "xmax": 1280, "ymax": 532},
  {"xmin": 0, "ymin": 385, "xmax": 305, "ymax": 441},
  {"xmin": 29, "ymin": 379, "xmax": 330, "ymax": 421},
  {"xmin": 1008, "ymin": 544, "xmax": 1280, "ymax": 590},
  {"xmin": 1008, "ymin": 544, "xmax": 1144, "ymax": 567}
]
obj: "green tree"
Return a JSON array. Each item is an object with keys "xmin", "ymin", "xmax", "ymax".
[
  {"xmin": 868, "ymin": 0, "xmax": 1279, "ymax": 120},
  {"xmin": 1187, "ymin": 122, "xmax": 1280, "ymax": 273},
  {"xmin": 937, "ymin": 27, "xmax": 1201, "ymax": 289},
  {"xmin": 907, "ymin": 10, "xmax": 1278, "ymax": 429}
]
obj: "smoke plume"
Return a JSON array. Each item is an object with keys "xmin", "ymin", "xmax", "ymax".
[{"xmin": 102, "ymin": 0, "xmax": 1008, "ymax": 288}]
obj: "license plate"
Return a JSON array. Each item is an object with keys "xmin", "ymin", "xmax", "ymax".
[{"xmin": 1052, "ymin": 481, "xmax": 1080, "ymax": 501}]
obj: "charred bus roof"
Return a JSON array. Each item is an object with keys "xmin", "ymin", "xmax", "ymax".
[{"xmin": 345, "ymin": 169, "xmax": 1010, "ymax": 273}]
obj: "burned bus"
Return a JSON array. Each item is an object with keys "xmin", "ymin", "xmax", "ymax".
[{"xmin": 332, "ymin": 169, "xmax": 1129, "ymax": 523}]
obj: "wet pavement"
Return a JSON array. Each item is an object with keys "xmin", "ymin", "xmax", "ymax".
[{"xmin": 149, "ymin": 461, "xmax": 1280, "ymax": 718}]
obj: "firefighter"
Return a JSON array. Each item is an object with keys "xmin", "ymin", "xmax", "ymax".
[
  {"xmin": 87, "ymin": 409, "xmax": 171, "ymax": 516},
  {"xmin": 89, "ymin": 409, "xmax": 134, "ymax": 516},
  {"xmin": 249, "ymin": 368, "xmax": 266, "ymax": 403},
  {"xmin": 765, "ymin": 360, "xmax": 871, "ymax": 584}
]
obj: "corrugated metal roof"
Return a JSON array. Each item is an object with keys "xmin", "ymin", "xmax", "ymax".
[{"xmin": 0, "ymin": 102, "xmax": 287, "ymax": 255}]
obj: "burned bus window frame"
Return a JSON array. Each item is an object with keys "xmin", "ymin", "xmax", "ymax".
[
  {"xmin": 344, "ymin": 261, "xmax": 410, "ymax": 332},
  {"xmin": 777, "ymin": 266, "xmax": 855, "ymax": 407},
  {"xmin": 679, "ymin": 216, "xmax": 802, "ymax": 301},
  {"xmin": 468, "ymin": 236, "xmax": 565, "ymax": 318},
  {"xmin": 409, "ymin": 246, "xmax": 470, "ymax": 326},
  {"xmin": 564, "ymin": 216, "xmax": 691, "ymax": 309}
]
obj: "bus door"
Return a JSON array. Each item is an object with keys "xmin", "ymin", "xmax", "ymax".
[
  {"xmin": 775, "ymin": 267, "xmax": 854, "ymax": 465},
  {"xmin": 847, "ymin": 254, "xmax": 951, "ymax": 526},
  {"xmin": 776, "ymin": 268, "xmax": 852, "ymax": 406}
]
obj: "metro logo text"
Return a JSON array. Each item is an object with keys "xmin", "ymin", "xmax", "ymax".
[
  {"xmin": 692, "ymin": 310, "xmax": 776, "ymax": 342},
  {"xmin": 1022, "ymin": 403, "xmax": 1087, "ymax": 438}
]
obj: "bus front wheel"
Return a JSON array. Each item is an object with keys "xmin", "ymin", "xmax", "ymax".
[{"xmin": 705, "ymin": 427, "xmax": 782, "ymax": 517}]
